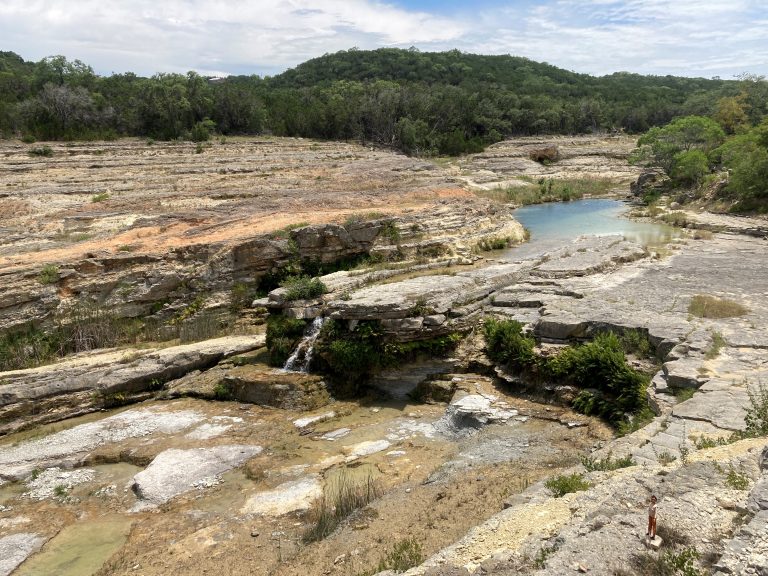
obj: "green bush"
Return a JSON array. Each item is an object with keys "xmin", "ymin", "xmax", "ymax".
[
  {"xmin": 375, "ymin": 538, "xmax": 424, "ymax": 573},
  {"xmin": 544, "ymin": 473, "xmax": 590, "ymax": 498},
  {"xmin": 672, "ymin": 150, "xmax": 709, "ymax": 185},
  {"xmin": 314, "ymin": 319, "xmax": 462, "ymax": 392},
  {"xmin": 546, "ymin": 332, "xmax": 648, "ymax": 422},
  {"xmin": 280, "ymin": 275, "xmax": 327, "ymax": 301},
  {"xmin": 483, "ymin": 317, "xmax": 536, "ymax": 369},
  {"xmin": 265, "ymin": 315, "xmax": 307, "ymax": 367},
  {"xmin": 37, "ymin": 263, "xmax": 59, "ymax": 284},
  {"xmin": 28, "ymin": 145, "xmax": 53, "ymax": 157},
  {"xmin": 190, "ymin": 118, "xmax": 216, "ymax": 142},
  {"xmin": 212, "ymin": 382, "xmax": 233, "ymax": 401},
  {"xmin": 580, "ymin": 453, "xmax": 635, "ymax": 472},
  {"xmin": 483, "ymin": 319, "xmax": 649, "ymax": 428},
  {"xmin": 725, "ymin": 467, "xmax": 750, "ymax": 490},
  {"xmin": 745, "ymin": 381, "xmax": 768, "ymax": 437}
]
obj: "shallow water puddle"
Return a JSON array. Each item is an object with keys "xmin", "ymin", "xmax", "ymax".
[{"xmin": 14, "ymin": 515, "xmax": 133, "ymax": 576}]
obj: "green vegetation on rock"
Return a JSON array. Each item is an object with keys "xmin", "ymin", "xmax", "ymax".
[
  {"xmin": 265, "ymin": 315, "xmax": 307, "ymax": 367},
  {"xmin": 544, "ymin": 473, "xmax": 590, "ymax": 497},
  {"xmin": 279, "ymin": 275, "xmax": 328, "ymax": 301},
  {"xmin": 483, "ymin": 317, "xmax": 650, "ymax": 427},
  {"xmin": 313, "ymin": 319, "xmax": 462, "ymax": 393}
]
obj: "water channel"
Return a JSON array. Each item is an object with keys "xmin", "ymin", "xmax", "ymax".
[{"xmin": 502, "ymin": 198, "xmax": 679, "ymax": 260}]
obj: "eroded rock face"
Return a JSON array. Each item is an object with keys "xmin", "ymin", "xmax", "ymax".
[
  {"xmin": 0, "ymin": 335, "xmax": 265, "ymax": 436},
  {"xmin": 629, "ymin": 167, "xmax": 671, "ymax": 197},
  {"xmin": 131, "ymin": 445, "xmax": 263, "ymax": 510}
]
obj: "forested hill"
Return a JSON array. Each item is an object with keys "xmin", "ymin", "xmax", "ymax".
[
  {"xmin": 271, "ymin": 48, "xmax": 722, "ymax": 96},
  {"xmin": 0, "ymin": 48, "xmax": 748, "ymax": 155}
]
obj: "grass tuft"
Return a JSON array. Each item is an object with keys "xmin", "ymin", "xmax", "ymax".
[
  {"xmin": 688, "ymin": 294, "xmax": 749, "ymax": 319},
  {"xmin": 302, "ymin": 470, "xmax": 381, "ymax": 543}
]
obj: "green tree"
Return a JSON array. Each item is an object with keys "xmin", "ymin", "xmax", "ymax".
[{"xmin": 672, "ymin": 150, "xmax": 709, "ymax": 185}]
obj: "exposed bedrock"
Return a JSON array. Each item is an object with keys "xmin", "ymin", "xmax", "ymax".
[
  {"xmin": 267, "ymin": 234, "xmax": 647, "ymax": 345},
  {"xmin": 0, "ymin": 199, "xmax": 523, "ymax": 334},
  {"xmin": 0, "ymin": 335, "xmax": 265, "ymax": 436}
]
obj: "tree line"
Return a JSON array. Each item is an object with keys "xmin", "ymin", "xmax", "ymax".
[
  {"xmin": 630, "ymin": 73, "xmax": 768, "ymax": 211},
  {"xmin": 0, "ymin": 48, "xmax": 760, "ymax": 156}
]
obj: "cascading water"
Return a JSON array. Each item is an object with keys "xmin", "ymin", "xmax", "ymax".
[{"xmin": 282, "ymin": 317, "xmax": 326, "ymax": 373}]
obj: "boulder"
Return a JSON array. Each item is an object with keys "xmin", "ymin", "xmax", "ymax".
[
  {"xmin": 528, "ymin": 146, "xmax": 560, "ymax": 163},
  {"xmin": 630, "ymin": 168, "xmax": 671, "ymax": 197}
]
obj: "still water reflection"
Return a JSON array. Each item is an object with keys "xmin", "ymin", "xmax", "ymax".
[{"xmin": 502, "ymin": 199, "xmax": 679, "ymax": 260}]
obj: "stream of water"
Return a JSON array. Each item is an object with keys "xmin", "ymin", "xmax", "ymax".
[
  {"xmin": 501, "ymin": 198, "xmax": 679, "ymax": 261},
  {"xmin": 283, "ymin": 316, "xmax": 326, "ymax": 372}
]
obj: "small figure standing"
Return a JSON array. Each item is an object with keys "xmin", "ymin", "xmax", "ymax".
[{"xmin": 647, "ymin": 495, "xmax": 657, "ymax": 539}]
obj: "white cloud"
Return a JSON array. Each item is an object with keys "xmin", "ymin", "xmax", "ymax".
[{"xmin": 0, "ymin": 0, "xmax": 765, "ymax": 79}]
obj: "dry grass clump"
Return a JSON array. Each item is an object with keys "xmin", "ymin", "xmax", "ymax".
[
  {"xmin": 302, "ymin": 470, "xmax": 381, "ymax": 543},
  {"xmin": 688, "ymin": 294, "xmax": 749, "ymax": 319}
]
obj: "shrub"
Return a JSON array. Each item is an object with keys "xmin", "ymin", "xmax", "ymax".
[
  {"xmin": 265, "ymin": 315, "xmax": 307, "ymax": 367},
  {"xmin": 580, "ymin": 453, "xmax": 635, "ymax": 472},
  {"xmin": 725, "ymin": 467, "xmax": 750, "ymax": 490},
  {"xmin": 547, "ymin": 332, "xmax": 648, "ymax": 422},
  {"xmin": 212, "ymin": 382, "xmax": 233, "ymax": 401},
  {"xmin": 672, "ymin": 150, "xmax": 709, "ymax": 185},
  {"xmin": 483, "ymin": 317, "xmax": 536, "ymax": 369},
  {"xmin": 280, "ymin": 275, "xmax": 327, "ymax": 301},
  {"xmin": 660, "ymin": 211, "xmax": 690, "ymax": 227},
  {"xmin": 693, "ymin": 435, "xmax": 731, "ymax": 449},
  {"xmin": 619, "ymin": 328, "xmax": 653, "ymax": 358},
  {"xmin": 91, "ymin": 192, "xmax": 110, "ymax": 202},
  {"xmin": 744, "ymin": 381, "xmax": 768, "ymax": 437},
  {"xmin": 28, "ymin": 145, "xmax": 53, "ymax": 157},
  {"xmin": 630, "ymin": 547, "xmax": 702, "ymax": 576},
  {"xmin": 533, "ymin": 544, "xmax": 560, "ymax": 568},
  {"xmin": 230, "ymin": 282, "xmax": 257, "ymax": 311},
  {"xmin": 375, "ymin": 538, "xmax": 424, "ymax": 573},
  {"xmin": 483, "ymin": 320, "xmax": 649, "ymax": 428},
  {"xmin": 37, "ymin": 264, "xmax": 59, "ymax": 284},
  {"xmin": 688, "ymin": 294, "xmax": 749, "ymax": 318},
  {"xmin": 190, "ymin": 118, "xmax": 216, "ymax": 142},
  {"xmin": 544, "ymin": 473, "xmax": 590, "ymax": 497}
]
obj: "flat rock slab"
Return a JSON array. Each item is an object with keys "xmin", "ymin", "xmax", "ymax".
[
  {"xmin": 531, "ymin": 236, "xmax": 646, "ymax": 278},
  {"xmin": 293, "ymin": 411, "xmax": 336, "ymax": 429},
  {"xmin": 0, "ymin": 407, "xmax": 206, "ymax": 481},
  {"xmin": 0, "ymin": 335, "xmax": 266, "ymax": 435},
  {"xmin": 0, "ymin": 335, "xmax": 266, "ymax": 405},
  {"xmin": 320, "ymin": 428, "xmax": 351, "ymax": 441},
  {"xmin": 132, "ymin": 445, "xmax": 262, "ymax": 509},
  {"xmin": 0, "ymin": 533, "xmax": 47, "ymax": 576},
  {"xmin": 672, "ymin": 381, "xmax": 750, "ymax": 432},
  {"xmin": 241, "ymin": 476, "xmax": 322, "ymax": 516},
  {"xmin": 342, "ymin": 440, "xmax": 392, "ymax": 461}
]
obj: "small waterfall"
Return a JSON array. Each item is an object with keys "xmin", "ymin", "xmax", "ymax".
[{"xmin": 283, "ymin": 317, "xmax": 326, "ymax": 372}]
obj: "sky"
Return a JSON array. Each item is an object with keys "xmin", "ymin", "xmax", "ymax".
[{"xmin": 1, "ymin": 0, "xmax": 766, "ymax": 79}]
